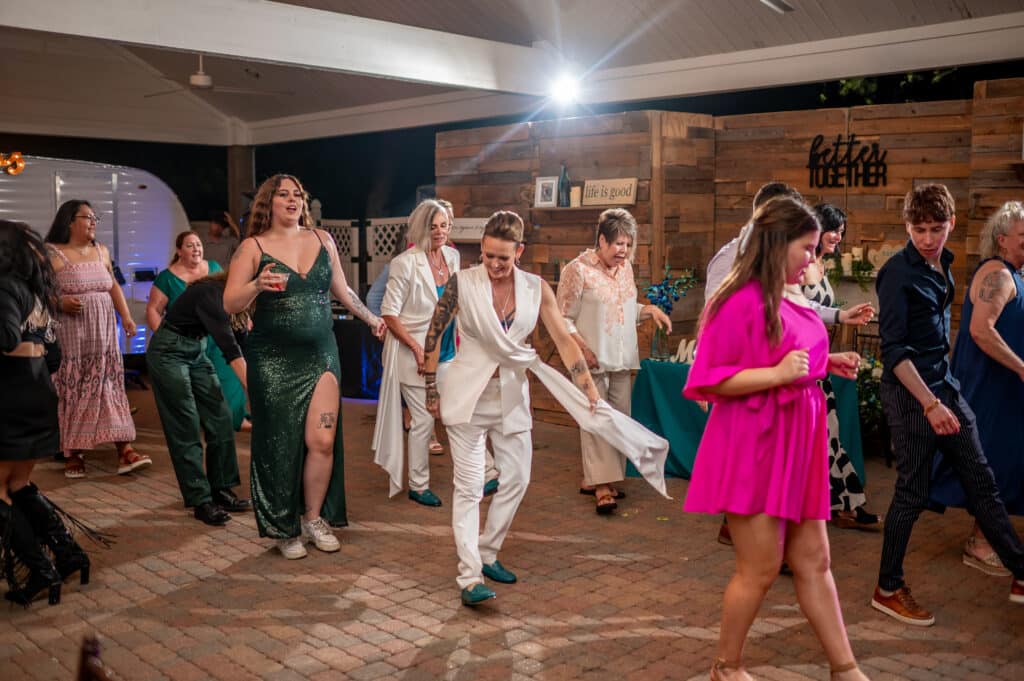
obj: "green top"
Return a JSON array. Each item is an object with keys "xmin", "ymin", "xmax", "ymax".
[{"xmin": 153, "ymin": 260, "xmax": 223, "ymax": 306}]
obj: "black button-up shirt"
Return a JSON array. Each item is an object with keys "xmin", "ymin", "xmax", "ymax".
[{"xmin": 876, "ymin": 241, "xmax": 959, "ymax": 391}]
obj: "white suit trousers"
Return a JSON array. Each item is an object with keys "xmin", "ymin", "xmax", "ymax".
[
  {"xmin": 400, "ymin": 383, "xmax": 432, "ymax": 492},
  {"xmin": 580, "ymin": 370, "xmax": 632, "ymax": 486},
  {"xmin": 447, "ymin": 379, "xmax": 531, "ymax": 589}
]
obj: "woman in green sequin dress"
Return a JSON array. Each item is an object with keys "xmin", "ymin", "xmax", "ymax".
[{"xmin": 224, "ymin": 174, "xmax": 384, "ymax": 559}]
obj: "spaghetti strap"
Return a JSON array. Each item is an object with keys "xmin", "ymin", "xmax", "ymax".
[
  {"xmin": 253, "ymin": 237, "xmax": 265, "ymax": 254},
  {"xmin": 311, "ymin": 229, "xmax": 325, "ymax": 249},
  {"xmin": 94, "ymin": 242, "xmax": 104, "ymax": 263},
  {"xmin": 49, "ymin": 245, "xmax": 72, "ymax": 266}
]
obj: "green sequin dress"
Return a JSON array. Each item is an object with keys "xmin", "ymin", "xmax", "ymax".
[{"xmin": 247, "ymin": 241, "xmax": 346, "ymax": 538}]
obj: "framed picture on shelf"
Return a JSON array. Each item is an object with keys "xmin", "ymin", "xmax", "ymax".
[{"xmin": 534, "ymin": 176, "xmax": 558, "ymax": 207}]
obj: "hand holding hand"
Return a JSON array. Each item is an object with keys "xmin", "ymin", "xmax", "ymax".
[
  {"xmin": 123, "ymin": 317, "xmax": 138, "ymax": 338},
  {"xmin": 775, "ymin": 348, "xmax": 810, "ymax": 384},
  {"xmin": 827, "ymin": 351, "xmax": 860, "ymax": 379},
  {"xmin": 583, "ymin": 346, "xmax": 599, "ymax": 371},
  {"xmin": 61, "ymin": 295, "xmax": 83, "ymax": 315},
  {"xmin": 839, "ymin": 302, "xmax": 874, "ymax": 326},
  {"xmin": 372, "ymin": 318, "xmax": 386, "ymax": 340}
]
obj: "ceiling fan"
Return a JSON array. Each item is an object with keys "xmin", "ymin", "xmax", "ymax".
[{"xmin": 144, "ymin": 54, "xmax": 294, "ymax": 98}]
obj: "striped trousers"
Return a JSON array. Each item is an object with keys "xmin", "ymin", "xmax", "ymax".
[{"xmin": 878, "ymin": 381, "xmax": 1024, "ymax": 590}]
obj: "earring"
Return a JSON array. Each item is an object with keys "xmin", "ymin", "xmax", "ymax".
[{"xmin": 515, "ymin": 258, "xmax": 521, "ymax": 266}]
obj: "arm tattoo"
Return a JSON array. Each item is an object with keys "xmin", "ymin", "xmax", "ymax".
[
  {"xmin": 423, "ymin": 371, "xmax": 437, "ymax": 385},
  {"xmin": 568, "ymin": 359, "xmax": 588, "ymax": 377},
  {"xmin": 345, "ymin": 286, "xmax": 376, "ymax": 325},
  {"xmin": 977, "ymin": 271, "xmax": 1005, "ymax": 304},
  {"xmin": 318, "ymin": 412, "xmax": 336, "ymax": 429},
  {"xmin": 425, "ymin": 274, "xmax": 459, "ymax": 354}
]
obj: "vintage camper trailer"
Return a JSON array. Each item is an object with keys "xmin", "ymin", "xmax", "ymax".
[{"xmin": 0, "ymin": 155, "xmax": 187, "ymax": 353}]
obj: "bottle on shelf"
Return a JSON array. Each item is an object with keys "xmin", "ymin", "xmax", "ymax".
[{"xmin": 557, "ymin": 163, "xmax": 571, "ymax": 207}]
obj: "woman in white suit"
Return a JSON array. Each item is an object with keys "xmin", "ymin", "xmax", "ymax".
[{"xmin": 372, "ymin": 200, "xmax": 459, "ymax": 506}]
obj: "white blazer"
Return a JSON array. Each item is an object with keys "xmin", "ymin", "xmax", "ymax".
[{"xmin": 372, "ymin": 245, "xmax": 459, "ymax": 496}]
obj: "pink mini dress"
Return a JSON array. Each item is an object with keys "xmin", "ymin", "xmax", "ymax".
[{"xmin": 683, "ymin": 281, "xmax": 831, "ymax": 523}]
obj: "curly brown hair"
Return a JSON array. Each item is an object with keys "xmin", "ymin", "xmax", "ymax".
[
  {"xmin": 246, "ymin": 174, "xmax": 313, "ymax": 237},
  {"xmin": 903, "ymin": 183, "xmax": 955, "ymax": 224}
]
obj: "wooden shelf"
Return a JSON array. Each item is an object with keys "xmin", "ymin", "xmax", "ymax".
[{"xmin": 530, "ymin": 205, "xmax": 624, "ymax": 211}]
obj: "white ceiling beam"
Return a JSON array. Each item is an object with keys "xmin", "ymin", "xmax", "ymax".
[
  {"xmin": 0, "ymin": 0, "xmax": 555, "ymax": 96},
  {"xmin": 581, "ymin": 13, "xmax": 1024, "ymax": 104}
]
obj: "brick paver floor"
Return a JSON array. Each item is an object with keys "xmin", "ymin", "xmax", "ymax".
[{"xmin": 2, "ymin": 387, "xmax": 1023, "ymax": 680}]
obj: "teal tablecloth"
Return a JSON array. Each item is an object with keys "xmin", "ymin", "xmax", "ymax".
[{"xmin": 629, "ymin": 359, "xmax": 865, "ymax": 481}]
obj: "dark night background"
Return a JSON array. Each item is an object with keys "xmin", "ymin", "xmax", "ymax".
[{"xmin": 5, "ymin": 59, "xmax": 1023, "ymax": 221}]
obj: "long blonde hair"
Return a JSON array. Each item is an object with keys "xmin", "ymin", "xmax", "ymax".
[
  {"xmin": 246, "ymin": 174, "xmax": 314, "ymax": 237},
  {"xmin": 702, "ymin": 197, "xmax": 819, "ymax": 345}
]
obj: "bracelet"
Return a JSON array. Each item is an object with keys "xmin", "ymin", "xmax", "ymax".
[{"xmin": 924, "ymin": 398, "xmax": 942, "ymax": 415}]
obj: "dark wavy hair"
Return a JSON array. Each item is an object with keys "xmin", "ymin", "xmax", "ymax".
[
  {"xmin": 701, "ymin": 197, "xmax": 820, "ymax": 346},
  {"xmin": 0, "ymin": 220, "xmax": 59, "ymax": 314},
  {"xmin": 45, "ymin": 199, "xmax": 92, "ymax": 245},
  {"xmin": 813, "ymin": 203, "xmax": 847, "ymax": 256},
  {"xmin": 170, "ymin": 230, "xmax": 202, "ymax": 265},
  {"xmin": 246, "ymin": 174, "xmax": 313, "ymax": 237}
]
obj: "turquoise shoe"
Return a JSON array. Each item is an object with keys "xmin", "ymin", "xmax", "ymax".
[
  {"xmin": 483, "ymin": 479, "xmax": 499, "ymax": 498},
  {"xmin": 408, "ymin": 489, "xmax": 443, "ymax": 507},
  {"xmin": 482, "ymin": 560, "xmax": 517, "ymax": 584},
  {"xmin": 461, "ymin": 583, "xmax": 496, "ymax": 606}
]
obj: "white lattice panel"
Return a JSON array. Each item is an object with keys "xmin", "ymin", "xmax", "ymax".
[
  {"xmin": 321, "ymin": 219, "xmax": 359, "ymax": 291},
  {"xmin": 367, "ymin": 217, "xmax": 408, "ymax": 284}
]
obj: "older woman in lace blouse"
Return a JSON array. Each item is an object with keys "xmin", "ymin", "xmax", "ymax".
[{"xmin": 556, "ymin": 209, "xmax": 670, "ymax": 514}]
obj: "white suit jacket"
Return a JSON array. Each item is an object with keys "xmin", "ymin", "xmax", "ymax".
[{"xmin": 372, "ymin": 245, "xmax": 459, "ymax": 496}]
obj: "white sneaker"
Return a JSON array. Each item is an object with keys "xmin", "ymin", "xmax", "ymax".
[
  {"xmin": 277, "ymin": 537, "xmax": 308, "ymax": 560},
  {"xmin": 301, "ymin": 517, "xmax": 341, "ymax": 553}
]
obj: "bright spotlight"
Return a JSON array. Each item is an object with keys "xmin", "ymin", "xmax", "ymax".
[{"xmin": 550, "ymin": 73, "xmax": 580, "ymax": 106}]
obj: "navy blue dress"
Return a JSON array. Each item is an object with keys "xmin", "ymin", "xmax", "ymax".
[{"xmin": 931, "ymin": 258, "xmax": 1024, "ymax": 514}]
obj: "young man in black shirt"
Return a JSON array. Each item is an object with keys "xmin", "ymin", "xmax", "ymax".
[{"xmin": 872, "ymin": 183, "xmax": 1024, "ymax": 626}]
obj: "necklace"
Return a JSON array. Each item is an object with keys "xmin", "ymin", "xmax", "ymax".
[
  {"xmin": 71, "ymin": 242, "xmax": 92, "ymax": 257},
  {"xmin": 428, "ymin": 249, "xmax": 446, "ymax": 278},
  {"xmin": 495, "ymin": 283, "xmax": 514, "ymax": 333}
]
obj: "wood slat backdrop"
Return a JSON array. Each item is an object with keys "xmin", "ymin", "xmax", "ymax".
[{"xmin": 435, "ymin": 79, "xmax": 1024, "ymax": 424}]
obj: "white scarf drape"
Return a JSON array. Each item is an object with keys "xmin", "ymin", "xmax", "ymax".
[{"xmin": 440, "ymin": 265, "xmax": 671, "ymax": 498}]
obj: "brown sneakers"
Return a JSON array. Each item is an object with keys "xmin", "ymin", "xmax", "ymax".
[
  {"xmin": 1011, "ymin": 579, "xmax": 1024, "ymax": 604},
  {"xmin": 871, "ymin": 586, "xmax": 936, "ymax": 626}
]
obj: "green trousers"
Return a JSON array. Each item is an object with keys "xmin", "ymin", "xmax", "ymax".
[{"xmin": 146, "ymin": 327, "xmax": 240, "ymax": 507}]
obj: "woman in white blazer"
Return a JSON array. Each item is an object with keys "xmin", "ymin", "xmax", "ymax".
[{"xmin": 372, "ymin": 200, "xmax": 459, "ymax": 506}]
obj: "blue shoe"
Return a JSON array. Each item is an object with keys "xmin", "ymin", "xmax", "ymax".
[
  {"xmin": 408, "ymin": 489, "xmax": 443, "ymax": 507},
  {"xmin": 460, "ymin": 583, "xmax": 496, "ymax": 606},
  {"xmin": 482, "ymin": 560, "xmax": 517, "ymax": 584},
  {"xmin": 483, "ymin": 479, "xmax": 499, "ymax": 498}
]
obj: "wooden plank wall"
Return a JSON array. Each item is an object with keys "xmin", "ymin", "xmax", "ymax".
[
  {"xmin": 970, "ymin": 78, "xmax": 1024, "ymax": 276},
  {"xmin": 433, "ymin": 82, "xmax": 1024, "ymax": 425},
  {"xmin": 713, "ymin": 102, "xmax": 973, "ymax": 326}
]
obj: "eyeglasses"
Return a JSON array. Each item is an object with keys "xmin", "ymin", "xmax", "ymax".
[{"xmin": 74, "ymin": 214, "xmax": 100, "ymax": 224}]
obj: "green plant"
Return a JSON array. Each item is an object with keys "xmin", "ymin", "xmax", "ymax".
[
  {"xmin": 850, "ymin": 257, "xmax": 875, "ymax": 292},
  {"xmin": 857, "ymin": 356, "xmax": 885, "ymax": 446}
]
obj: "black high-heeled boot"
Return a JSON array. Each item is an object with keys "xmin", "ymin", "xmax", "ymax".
[
  {"xmin": 0, "ymin": 499, "xmax": 61, "ymax": 606},
  {"xmin": 11, "ymin": 483, "xmax": 90, "ymax": 585}
]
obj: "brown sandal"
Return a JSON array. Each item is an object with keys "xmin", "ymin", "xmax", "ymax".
[
  {"xmin": 64, "ymin": 452, "xmax": 86, "ymax": 479},
  {"xmin": 710, "ymin": 658, "xmax": 752, "ymax": 681},
  {"xmin": 830, "ymin": 661, "xmax": 860, "ymax": 679},
  {"xmin": 595, "ymin": 493, "xmax": 618, "ymax": 515}
]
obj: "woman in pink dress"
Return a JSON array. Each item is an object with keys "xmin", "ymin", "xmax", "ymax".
[
  {"xmin": 46, "ymin": 200, "xmax": 149, "ymax": 478},
  {"xmin": 684, "ymin": 197, "xmax": 867, "ymax": 681}
]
